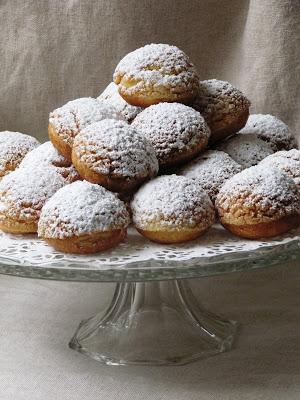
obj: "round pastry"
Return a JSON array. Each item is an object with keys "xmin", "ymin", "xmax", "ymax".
[
  {"xmin": 19, "ymin": 141, "xmax": 80, "ymax": 183},
  {"xmin": 72, "ymin": 119, "xmax": 159, "ymax": 193},
  {"xmin": 179, "ymin": 150, "xmax": 242, "ymax": 202},
  {"xmin": 193, "ymin": 79, "xmax": 250, "ymax": 143},
  {"xmin": 131, "ymin": 102, "xmax": 210, "ymax": 168},
  {"xmin": 259, "ymin": 149, "xmax": 300, "ymax": 189},
  {"xmin": 49, "ymin": 97, "xmax": 123, "ymax": 161},
  {"xmin": 217, "ymin": 133, "xmax": 274, "ymax": 168},
  {"xmin": 0, "ymin": 167, "xmax": 70, "ymax": 234},
  {"xmin": 239, "ymin": 114, "xmax": 298, "ymax": 151},
  {"xmin": 131, "ymin": 175, "xmax": 215, "ymax": 244},
  {"xmin": 0, "ymin": 131, "xmax": 40, "ymax": 180},
  {"xmin": 113, "ymin": 43, "xmax": 199, "ymax": 107},
  {"xmin": 97, "ymin": 82, "xmax": 143, "ymax": 123},
  {"xmin": 215, "ymin": 165, "xmax": 300, "ymax": 239},
  {"xmin": 38, "ymin": 181, "xmax": 130, "ymax": 254}
]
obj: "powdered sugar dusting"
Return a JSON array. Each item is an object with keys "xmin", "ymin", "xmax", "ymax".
[
  {"xmin": 216, "ymin": 165, "xmax": 300, "ymax": 222},
  {"xmin": 260, "ymin": 149, "xmax": 300, "ymax": 188},
  {"xmin": 19, "ymin": 141, "xmax": 80, "ymax": 183},
  {"xmin": 0, "ymin": 131, "xmax": 40, "ymax": 178},
  {"xmin": 113, "ymin": 43, "xmax": 199, "ymax": 95},
  {"xmin": 73, "ymin": 119, "xmax": 158, "ymax": 179},
  {"xmin": 132, "ymin": 103, "xmax": 210, "ymax": 165},
  {"xmin": 131, "ymin": 175, "xmax": 215, "ymax": 229},
  {"xmin": 0, "ymin": 167, "xmax": 68, "ymax": 222},
  {"xmin": 218, "ymin": 133, "xmax": 274, "ymax": 168},
  {"xmin": 179, "ymin": 150, "xmax": 242, "ymax": 201},
  {"xmin": 38, "ymin": 181, "xmax": 130, "ymax": 239},
  {"xmin": 97, "ymin": 82, "xmax": 143, "ymax": 122},
  {"xmin": 49, "ymin": 97, "xmax": 124, "ymax": 146},
  {"xmin": 239, "ymin": 114, "xmax": 298, "ymax": 151},
  {"xmin": 193, "ymin": 79, "xmax": 250, "ymax": 123}
]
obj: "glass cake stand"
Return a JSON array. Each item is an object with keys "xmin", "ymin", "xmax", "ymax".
[{"xmin": 0, "ymin": 225, "xmax": 299, "ymax": 366}]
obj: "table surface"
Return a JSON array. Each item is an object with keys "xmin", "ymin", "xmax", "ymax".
[{"xmin": 0, "ymin": 261, "xmax": 299, "ymax": 400}]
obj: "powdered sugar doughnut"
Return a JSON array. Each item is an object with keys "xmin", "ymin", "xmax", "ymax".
[
  {"xmin": 131, "ymin": 175, "xmax": 215, "ymax": 243},
  {"xmin": 113, "ymin": 44, "xmax": 199, "ymax": 107},
  {"xmin": 97, "ymin": 82, "xmax": 143, "ymax": 123},
  {"xmin": 193, "ymin": 79, "xmax": 250, "ymax": 143},
  {"xmin": 0, "ymin": 131, "xmax": 40, "ymax": 179},
  {"xmin": 38, "ymin": 181, "xmax": 130, "ymax": 254},
  {"xmin": 19, "ymin": 141, "xmax": 80, "ymax": 183},
  {"xmin": 132, "ymin": 103, "xmax": 210, "ymax": 168},
  {"xmin": 259, "ymin": 149, "xmax": 300, "ymax": 189},
  {"xmin": 179, "ymin": 150, "xmax": 242, "ymax": 202},
  {"xmin": 0, "ymin": 167, "xmax": 71, "ymax": 234},
  {"xmin": 217, "ymin": 133, "xmax": 274, "ymax": 168},
  {"xmin": 239, "ymin": 114, "xmax": 297, "ymax": 151},
  {"xmin": 49, "ymin": 97, "xmax": 124, "ymax": 161},
  {"xmin": 72, "ymin": 119, "xmax": 158, "ymax": 193},
  {"xmin": 216, "ymin": 165, "xmax": 300, "ymax": 239}
]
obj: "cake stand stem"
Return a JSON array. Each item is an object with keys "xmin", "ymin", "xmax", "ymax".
[{"xmin": 69, "ymin": 279, "xmax": 237, "ymax": 366}]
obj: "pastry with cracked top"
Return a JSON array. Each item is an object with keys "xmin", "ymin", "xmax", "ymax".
[
  {"xmin": 215, "ymin": 165, "xmax": 300, "ymax": 239},
  {"xmin": 38, "ymin": 180, "xmax": 130, "ymax": 254},
  {"xmin": 113, "ymin": 43, "xmax": 199, "ymax": 107},
  {"xmin": 131, "ymin": 175, "xmax": 215, "ymax": 244}
]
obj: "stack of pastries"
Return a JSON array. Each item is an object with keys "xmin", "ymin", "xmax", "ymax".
[{"xmin": 0, "ymin": 43, "xmax": 299, "ymax": 253}]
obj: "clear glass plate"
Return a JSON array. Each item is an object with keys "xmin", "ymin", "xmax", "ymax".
[
  {"xmin": 0, "ymin": 225, "xmax": 299, "ymax": 282},
  {"xmin": 1, "ymin": 226, "xmax": 299, "ymax": 366}
]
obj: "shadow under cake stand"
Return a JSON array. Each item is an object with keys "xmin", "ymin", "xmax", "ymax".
[{"xmin": 0, "ymin": 225, "xmax": 299, "ymax": 366}]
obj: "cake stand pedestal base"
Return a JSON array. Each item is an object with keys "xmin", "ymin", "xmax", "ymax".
[{"xmin": 69, "ymin": 280, "xmax": 237, "ymax": 366}]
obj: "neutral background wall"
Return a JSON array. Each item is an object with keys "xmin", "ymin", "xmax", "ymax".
[{"xmin": 0, "ymin": 0, "xmax": 299, "ymax": 141}]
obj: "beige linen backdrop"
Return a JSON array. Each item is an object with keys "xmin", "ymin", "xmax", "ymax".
[{"xmin": 0, "ymin": 0, "xmax": 299, "ymax": 141}]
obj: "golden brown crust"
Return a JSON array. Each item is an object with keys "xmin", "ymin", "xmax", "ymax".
[
  {"xmin": 221, "ymin": 214, "xmax": 300, "ymax": 239},
  {"xmin": 118, "ymin": 85, "xmax": 197, "ymax": 108},
  {"xmin": 71, "ymin": 149, "xmax": 152, "ymax": 193},
  {"xmin": 0, "ymin": 163, "xmax": 18, "ymax": 180},
  {"xmin": 43, "ymin": 228, "xmax": 127, "ymax": 254},
  {"xmin": 48, "ymin": 123, "xmax": 72, "ymax": 161},
  {"xmin": 209, "ymin": 109, "xmax": 249, "ymax": 144},
  {"xmin": 0, "ymin": 218, "xmax": 37, "ymax": 234},
  {"xmin": 136, "ymin": 226, "xmax": 209, "ymax": 244}
]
